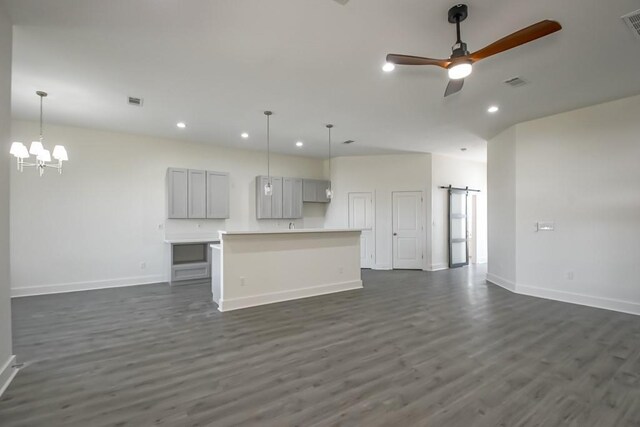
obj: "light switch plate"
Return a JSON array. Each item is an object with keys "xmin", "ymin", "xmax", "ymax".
[{"xmin": 536, "ymin": 221, "xmax": 555, "ymax": 232}]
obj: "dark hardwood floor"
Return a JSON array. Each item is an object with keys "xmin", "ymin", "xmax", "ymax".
[{"xmin": 1, "ymin": 266, "xmax": 640, "ymax": 426}]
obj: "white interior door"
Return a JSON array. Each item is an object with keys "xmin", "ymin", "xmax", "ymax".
[
  {"xmin": 349, "ymin": 192, "xmax": 374, "ymax": 269},
  {"xmin": 392, "ymin": 191, "xmax": 423, "ymax": 269}
]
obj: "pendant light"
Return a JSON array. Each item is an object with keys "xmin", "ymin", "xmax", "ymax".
[
  {"xmin": 264, "ymin": 111, "xmax": 273, "ymax": 196},
  {"xmin": 325, "ymin": 124, "xmax": 334, "ymax": 200},
  {"xmin": 10, "ymin": 91, "xmax": 68, "ymax": 176}
]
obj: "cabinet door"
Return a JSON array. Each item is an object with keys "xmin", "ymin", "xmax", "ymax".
[
  {"xmin": 188, "ymin": 169, "xmax": 207, "ymax": 219},
  {"xmin": 206, "ymin": 171, "xmax": 229, "ymax": 219},
  {"xmin": 167, "ymin": 168, "xmax": 188, "ymax": 219},
  {"xmin": 291, "ymin": 178, "xmax": 303, "ymax": 218},
  {"xmin": 282, "ymin": 177, "xmax": 294, "ymax": 219},
  {"xmin": 316, "ymin": 180, "xmax": 331, "ymax": 203},
  {"xmin": 256, "ymin": 176, "xmax": 272, "ymax": 219},
  {"xmin": 271, "ymin": 176, "xmax": 284, "ymax": 219},
  {"xmin": 302, "ymin": 179, "xmax": 317, "ymax": 202}
]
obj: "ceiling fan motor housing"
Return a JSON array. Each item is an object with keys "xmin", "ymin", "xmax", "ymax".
[{"xmin": 448, "ymin": 4, "xmax": 468, "ymax": 23}]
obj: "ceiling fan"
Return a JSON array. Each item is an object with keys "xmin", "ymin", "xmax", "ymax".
[{"xmin": 386, "ymin": 4, "xmax": 561, "ymax": 97}]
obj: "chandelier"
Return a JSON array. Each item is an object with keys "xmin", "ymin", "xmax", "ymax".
[{"xmin": 9, "ymin": 91, "xmax": 68, "ymax": 176}]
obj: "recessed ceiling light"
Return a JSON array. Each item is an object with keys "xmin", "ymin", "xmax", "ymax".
[
  {"xmin": 382, "ymin": 62, "xmax": 395, "ymax": 72},
  {"xmin": 176, "ymin": 122, "xmax": 186, "ymax": 128},
  {"xmin": 487, "ymin": 106, "xmax": 499, "ymax": 113},
  {"xmin": 296, "ymin": 141, "xmax": 304, "ymax": 147},
  {"xmin": 241, "ymin": 132, "xmax": 249, "ymax": 139}
]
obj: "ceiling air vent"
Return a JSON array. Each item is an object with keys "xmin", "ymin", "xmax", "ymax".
[
  {"xmin": 622, "ymin": 9, "xmax": 640, "ymax": 39},
  {"xmin": 504, "ymin": 76, "xmax": 528, "ymax": 88},
  {"xmin": 128, "ymin": 96, "xmax": 143, "ymax": 107}
]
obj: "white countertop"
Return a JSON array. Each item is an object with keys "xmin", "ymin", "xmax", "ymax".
[
  {"xmin": 219, "ymin": 228, "xmax": 361, "ymax": 236},
  {"xmin": 164, "ymin": 237, "xmax": 220, "ymax": 244}
]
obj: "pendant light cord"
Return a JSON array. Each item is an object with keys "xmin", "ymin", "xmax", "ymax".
[
  {"xmin": 263, "ymin": 111, "xmax": 274, "ymax": 187},
  {"xmin": 39, "ymin": 94, "xmax": 44, "ymax": 142},
  {"xmin": 327, "ymin": 124, "xmax": 333, "ymax": 189}
]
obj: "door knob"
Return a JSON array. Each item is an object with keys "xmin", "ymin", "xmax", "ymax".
[{"xmin": 393, "ymin": 233, "xmax": 397, "ymax": 236}]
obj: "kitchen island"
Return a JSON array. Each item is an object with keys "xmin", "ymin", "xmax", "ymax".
[{"xmin": 211, "ymin": 229, "xmax": 362, "ymax": 311}]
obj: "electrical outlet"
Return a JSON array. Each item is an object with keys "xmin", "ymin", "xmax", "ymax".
[
  {"xmin": 140, "ymin": 262, "xmax": 146, "ymax": 270},
  {"xmin": 240, "ymin": 277, "xmax": 246, "ymax": 286},
  {"xmin": 339, "ymin": 267, "xmax": 344, "ymax": 274},
  {"xmin": 566, "ymin": 271, "xmax": 574, "ymax": 280},
  {"xmin": 158, "ymin": 223, "xmax": 164, "ymax": 230}
]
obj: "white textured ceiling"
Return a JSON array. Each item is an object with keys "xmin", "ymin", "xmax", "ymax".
[{"xmin": 5, "ymin": 0, "xmax": 640, "ymax": 161}]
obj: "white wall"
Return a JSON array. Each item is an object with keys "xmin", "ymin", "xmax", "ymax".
[
  {"xmin": 10, "ymin": 120, "xmax": 327, "ymax": 296},
  {"xmin": 0, "ymin": 2, "xmax": 16, "ymax": 394},
  {"xmin": 487, "ymin": 127, "xmax": 517, "ymax": 289},
  {"xmin": 324, "ymin": 154, "xmax": 432, "ymax": 270},
  {"xmin": 431, "ymin": 154, "xmax": 487, "ymax": 270},
  {"xmin": 488, "ymin": 94, "xmax": 640, "ymax": 314}
]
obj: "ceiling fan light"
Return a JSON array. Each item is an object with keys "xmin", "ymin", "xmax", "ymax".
[
  {"xmin": 448, "ymin": 62, "xmax": 472, "ymax": 80},
  {"xmin": 382, "ymin": 62, "xmax": 395, "ymax": 72}
]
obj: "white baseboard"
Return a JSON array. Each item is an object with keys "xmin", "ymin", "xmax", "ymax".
[
  {"xmin": 486, "ymin": 274, "xmax": 640, "ymax": 316},
  {"xmin": 11, "ymin": 274, "xmax": 165, "ymax": 297},
  {"xmin": 486, "ymin": 273, "xmax": 517, "ymax": 292},
  {"xmin": 218, "ymin": 280, "xmax": 363, "ymax": 312},
  {"xmin": 425, "ymin": 263, "xmax": 448, "ymax": 272},
  {"xmin": 372, "ymin": 265, "xmax": 392, "ymax": 271},
  {"xmin": 0, "ymin": 355, "xmax": 18, "ymax": 398},
  {"xmin": 517, "ymin": 284, "xmax": 640, "ymax": 316}
]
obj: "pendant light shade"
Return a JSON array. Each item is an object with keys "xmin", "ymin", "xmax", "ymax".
[
  {"xmin": 325, "ymin": 124, "xmax": 334, "ymax": 200},
  {"xmin": 264, "ymin": 111, "xmax": 273, "ymax": 196}
]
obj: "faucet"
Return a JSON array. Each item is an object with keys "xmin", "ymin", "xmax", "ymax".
[{"xmin": 289, "ymin": 222, "xmax": 295, "ymax": 230}]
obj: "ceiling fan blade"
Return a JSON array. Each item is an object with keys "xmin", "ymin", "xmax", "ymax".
[
  {"xmin": 444, "ymin": 79, "xmax": 464, "ymax": 97},
  {"xmin": 469, "ymin": 20, "xmax": 562, "ymax": 62},
  {"xmin": 386, "ymin": 54, "xmax": 450, "ymax": 68}
]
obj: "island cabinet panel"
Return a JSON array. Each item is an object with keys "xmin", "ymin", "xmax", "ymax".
[
  {"xmin": 188, "ymin": 169, "xmax": 207, "ymax": 219},
  {"xmin": 167, "ymin": 168, "xmax": 189, "ymax": 219},
  {"xmin": 206, "ymin": 171, "xmax": 230, "ymax": 219},
  {"xmin": 283, "ymin": 177, "xmax": 303, "ymax": 219},
  {"xmin": 303, "ymin": 179, "xmax": 332, "ymax": 203}
]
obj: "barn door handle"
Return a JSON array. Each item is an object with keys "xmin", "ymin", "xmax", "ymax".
[{"xmin": 393, "ymin": 233, "xmax": 398, "ymax": 236}]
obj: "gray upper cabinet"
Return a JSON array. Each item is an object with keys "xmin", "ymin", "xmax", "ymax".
[
  {"xmin": 206, "ymin": 171, "xmax": 230, "ymax": 219},
  {"xmin": 167, "ymin": 168, "xmax": 230, "ymax": 220},
  {"xmin": 256, "ymin": 176, "xmax": 273, "ymax": 219},
  {"xmin": 271, "ymin": 176, "xmax": 284, "ymax": 219},
  {"xmin": 257, "ymin": 176, "xmax": 303, "ymax": 219},
  {"xmin": 303, "ymin": 179, "xmax": 331, "ymax": 203},
  {"xmin": 167, "ymin": 168, "xmax": 189, "ymax": 219},
  {"xmin": 283, "ymin": 177, "xmax": 303, "ymax": 219},
  {"xmin": 188, "ymin": 170, "xmax": 207, "ymax": 219}
]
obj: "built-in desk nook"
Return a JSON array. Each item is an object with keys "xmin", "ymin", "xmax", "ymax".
[{"xmin": 164, "ymin": 238, "xmax": 219, "ymax": 284}]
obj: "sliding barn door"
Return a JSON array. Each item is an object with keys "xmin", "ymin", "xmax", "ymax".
[{"xmin": 448, "ymin": 189, "xmax": 469, "ymax": 268}]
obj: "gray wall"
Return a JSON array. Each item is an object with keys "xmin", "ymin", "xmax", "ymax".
[{"xmin": 0, "ymin": 1, "xmax": 14, "ymax": 390}]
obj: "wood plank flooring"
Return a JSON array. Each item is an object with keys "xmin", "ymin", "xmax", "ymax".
[{"xmin": 1, "ymin": 266, "xmax": 640, "ymax": 426}]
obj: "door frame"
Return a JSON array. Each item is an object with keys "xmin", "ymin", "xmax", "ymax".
[
  {"xmin": 391, "ymin": 190, "xmax": 424, "ymax": 270},
  {"xmin": 348, "ymin": 191, "xmax": 376, "ymax": 269}
]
